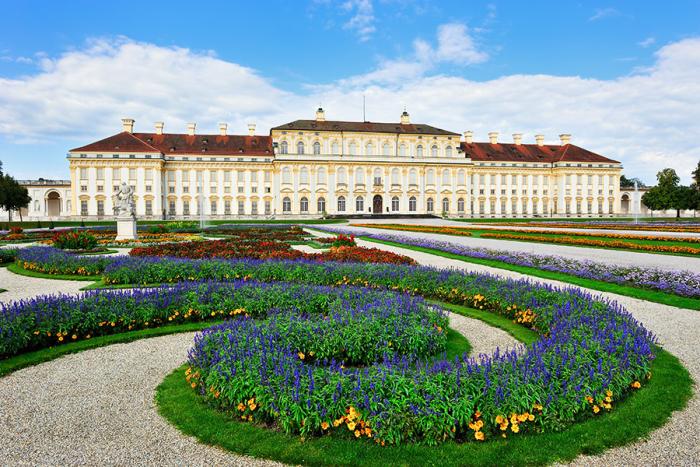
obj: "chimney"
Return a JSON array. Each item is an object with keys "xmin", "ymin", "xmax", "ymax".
[
  {"xmin": 513, "ymin": 133, "xmax": 523, "ymax": 145},
  {"xmin": 463, "ymin": 130, "xmax": 473, "ymax": 144},
  {"xmin": 315, "ymin": 107, "xmax": 326, "ymax": 122},
  {"xmin": 219, "ymin": 123, "xmax": 228, "ymax": 136},
  {"xmin": 122, "ymin": 118, "xmax": 135, "ymax": 133},
  {"xmin": 154, "ymin": 122, "xmax": 164, "ymax": 135},
  {"xmin": 247, "ymin": 123, "xmax": 256, "ymax": 136},
  {"xmin": 559, "ymin": 133, "xmax": 571, "ymax": 145},
  {"xmin": 400, "ymin": 109, "xmax": 410, "ymax": 125},
  {"xmin": 535, "ymin": 134, "xmax": 545, "ymax": 146},
  {"xmin": 488, "ymin": 131, "xmax": 499, "ymax": 144},
  {"xmin": 187, "ymin": 122, "xmax": 196, "ymax": 136}
]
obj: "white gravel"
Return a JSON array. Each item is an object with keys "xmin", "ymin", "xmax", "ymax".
[
  {"xmin": 340, "ymin": 224, "xmax": 700, "ymax": 272},
  {"xmin": 0, "ymin": 266, "xmax": 88, "ymax": 305}
]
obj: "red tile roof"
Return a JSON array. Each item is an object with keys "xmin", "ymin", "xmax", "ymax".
[
  {"xmin": 70, "ymin": 132, "xmax": 273, "ymax": 156},
  {"xmin": 460, "ymin": 142, "xmax": 619, "ymax": 164},
  {"xmin": 272, "ymin": 119, "xmax": 459, "ymax": 136}
]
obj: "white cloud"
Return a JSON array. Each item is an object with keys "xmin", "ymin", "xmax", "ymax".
[
  {"xmin": 589, "ymin": 7, "xmax": 621, "ymax": 21},
  {"xmin": 342, "ymin": 0, "xmax": 376, "ymax": 42},
  {"xmin": 638, "ymin": 37, "xmax": 656, "ymax": 48},
  {"xmin": 1, "ymin": 36, "xmax": 699, "ymax": 184}
]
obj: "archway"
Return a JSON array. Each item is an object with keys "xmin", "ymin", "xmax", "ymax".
[
  {"xmin": 46, "ymin": 191, "xmax": 61, "ymax": 217},
  {"xmin": 621, "ymin": 193, "xmax": 630, "ymax": 215},
  {"xmin": 372, "ymin": 195, "xmax": 383, "ymax": 214}
]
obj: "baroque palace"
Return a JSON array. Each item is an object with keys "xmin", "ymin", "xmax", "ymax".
[{"xmin": 62, "ymin": 108, "xmax": 622, "ymax": 220}]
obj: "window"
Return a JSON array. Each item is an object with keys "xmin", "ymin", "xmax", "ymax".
[
  {"xmin": 97, "ymin": 200, "xmax": 104, "ymax": 216},
  {"xmin": 237, "ymin": 200, "xmax": 245, "ymax": 214},
  {"xmin": 409, "ymin": 196, "xmax": 417, "ymax": 212},
  {"xmin": 250, "ymin": 171, "xmax": 258, "ymax": 182},
  {"xmin": 427, "ymin": 197, "xmax": 434, "ymax": 212},
  {"xmin": 313, "ymin": 141, "xmax": 321, "ymax": 155},
  {"xmin": 224, "ymin": 171, "xmax": 232, "ymax": 182},
  {"xmin": 355, "ymin": 168, "xmax": 365, "ymax": 184},
  {"xmin": 237, "ymin": 170, "xmax": 245, "ymax": 183},
  {"xmin": 300, "ymin": 197, "xmax": 309, "ymax": 212},
  {"xmin": 317, "ymin": 197, "xmax": 326, "ymax": 213},
  {"xmin": 382, "ymin": 143, "xmax": 391, "ymax": 156},
  {"xmin": 431, "ymin": 145, "xmax": 438, "ymax": 157},
  {"xmin": 211, "ymin": 200, "xmax": 217, "ymax": 214},
  {"xmin": 416, "ymin": 145, "xmax": 423, "ymax": 157},
  {"xmin": 426, "ymin": 169, "xmax": 435, "ymax": 185},
  {"xmin": 442, "ymin": 197, "xmax": 450, "ymax": 213},
  {"xmin": 300, "ymin": 167, "xmax": 309, "ymax": 184},
  {"xmin": 280, "ymin": 141, "xmax": 288, "ymax": 154},
  {"xmin": 145, "ymin": 185, "xmax": 152, "ymax": 192},
  {"xmin": 282, "ymin": 167, "xmax": 291, "ymax": 184},
  {"xmin": 297, "ymin": 141, "xmax": 305, "ymax": 154},
  {"xmin": 129, "ymin": 168, "xmax": 136, "ymax": 180},
  {"xmin": 96, "ymin": 168, "xmax": 104, "ymax": 180},
  {"xmin": 80, "ymin": 168, "xmax": 88, "ymax": 180},
  {"xmin": 145, "ymin": 200, "xmax": 152, "ymax": 216},
  {"xmin": 457, "ymin": 170, "xmax": 465, "ymax": 185},
  {"xmin": 251, "ymin": 201, "xmax": 258, "ymax": 215},
  {"xmin": 391, "ymin": 196, "xmax": 399, "ymax": 211},
  {"xmin": 355, "ymin": 196, "xmax": 364, "ymax": 212},
  {"xmin": 458, "ymin": 198, "xmax": 465, "ymax": 213},
  {"xmin": 81, "ymin": 185, "xmax": 87, "ymax": 192},
  {"xmin": 331, "ymin": 141, "xmax": 339, "ymax": 154},
  {"xmin": 224, "ymin": 200, "xmax": 231, "ymax": 215},
  {"xmin": 80, "ymin": 200, "xmax": 89, "ymax": 215},
  {"xmin": 409, "ymin": 169, "xmax": 417, "ymax": 185},
  {"xmin": 348, "ymin": 142, "xmax": 356, "ymax": 155},
  {"xmin": 183, "ymin": 186, "xmax": 189, "ymax": 193},
  {"xmin": 264, "ymin": 171, "xmax": 271, "ymax": 182},
  {"xmin": 168, "ymin": 201, "xmax": 175, "ymax": 215},
  {"xmin": 391, "ymin": 168, "xmax": 400, "ymax": 185},
  {"xmin": 282, "ymin": 197, "xmax": 291, "ymax": 212},
  {"xmin": 365, "ymin": 142, "xmax": 373, "ymax": 155},
  {"xmin": 373, "ymin": 168, "xmax": 382, "ymax": 185},
  {"xmin": 317, "ymin": 167, "xmax": 327, "ymax": 184},
  {"xmin": 399, "ymin": 143, "xmax": 407, "ymax": 157},
  {"xmin": 445, "ymin": 146, "xmax": 452, "ymax": 157},
  {"xmin": 265, "ymin": 200, "xmax": 271, "ymax": 215},
  {"xmin": 337, "ymin": 196, "xmax": 346, "ymax": 212},
  {"xmin": 337, "ymin": 167, "xmax": 347, "ymax": 184},
  {"xmin": 183, "ymin": 201, "xmax": 190, "ymax": 215},
  {"xmin": 442, "ymin": 169, "xmax": 450, "ymax": 185}
]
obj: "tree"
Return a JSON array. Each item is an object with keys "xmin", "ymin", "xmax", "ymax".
[
  {"xmin": 642, "ymin": 168, "xmax": 698, "ymax": 218},
  {"xmin": 692, "ymin": 161, "xmax": 700, "ymax": 187},
  {"xmin": 620, "ymin": 175, "xmax": 645, "ymax": 188},
  {"xmin": 0, "ymin": 174, "xmax": 32, "ymax": 222}
]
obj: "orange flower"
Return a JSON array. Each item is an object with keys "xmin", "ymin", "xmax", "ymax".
[{"xmin": 321, "ymin": 422, "xmax": 329, "ymax": 430}]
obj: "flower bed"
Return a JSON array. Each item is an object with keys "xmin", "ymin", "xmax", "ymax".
[
  {"xmin": 474, "ymin": 221, "xmax": 700, "ymax": 233},
  {"xmin": 316, "ymin": 234, "xmax": 357, "ymax": 247},
  {"xmin": 52, "ymin": 230, "xmax": 98, "ymax": 250},
  {"xmin": 181, "ymin": 264, "xmax": 655, "ymax": 445},
  {"xmin": 15, "ymin": 246, "xmax": 110, "ymax": 276},
  {"xmin": 0, "ymin": 249, "xmax": 17, "ymax": 264},
  {"xmin": 312, "ymin": 227, "xmax": 700, "ymax": 297}
]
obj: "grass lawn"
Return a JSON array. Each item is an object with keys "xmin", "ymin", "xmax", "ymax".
[
  {"xmin": 360, "ymin": 237, "xmax": 700, "ymax": 311},
  {"xmin": 156, "ymin": 301, "xmax": 692, "ymax": 466},
  {"xmin": 6, "ymin": 262, "xmax": 101, "ymax": 282}
]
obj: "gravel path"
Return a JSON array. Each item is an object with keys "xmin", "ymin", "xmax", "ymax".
[
  {"xmin": 339, "ymin": 224, "xmax": 700, "ymax": 272},
  {"xmin": 0, "ymin": 266, "xmax": 88, "ymax": 305}
]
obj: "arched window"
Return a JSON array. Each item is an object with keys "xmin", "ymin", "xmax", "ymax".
[
  {"xmin": 409, "ymin": 196, "xmax": 417, "ymax": 212},
  {"xmin": 337, "ymin": 196, "xmax": 346, "ymax": 212},
  {"xmin": 300, "ymin": 196, "xmax": 309, "ymax": 212},
  {"xmin": 442, "ymin": 169, "xmax": 450, "ymax": 185},
  {"xmin": 445, "ymin": 145, "xmax": 453, "ymax": 157},
  {"xmin": 442, "ymin": 197, "xmax": 450, "ymax": 213},
  {"xmin": 282, "ymin": 197, "xmax": 291, "ymax": 212},
  {"xmin": 416, "ymin": 144, "xmax": 423, "ymax": 157},
  {"xmin": 391, "ymin": 196, "xmax": 399, "ymax": 211},
  {"xmin": 313, "ymin": 141, "xmax": 321, "ymax": 155},
  {"xmin": 365, "ymin": 142, "xmax": 373, "ymax": 155},
  {"xmin": 391, "ymin": 168, "xmax": 400, "ymax": 185},
  {"xmin": 297, "ymin": 141, "xmax": 305, "ymax": 154},
  {"xmin": 282, "ymin": 167, "xmax": 291, "ymax": 184},
  {"xmin": 355, "ymin": 167, "xmax": 365, "ymax": 184},
  {"xmin": 458, "ymin": 197, "xmax": 465, "ymax": 212},
  {"xmin": 348, "ymin": 142, "xmax": 357, "ymax": 155},
  {"xmin": 317, "ymin": 167, "xmax": 327, "ymax": 184},
  {"xmin": 409, "ymin": 169, "xmax": 417, "ymax": 185},
  {"xmin": 300, "ymin": 167, "xmax": 309, "ymax": 184},
  {"xmin": 331, "ymin": 141, "xmax": 339, "ymax": 154},
  {"xmin": 317, "ymin": 197, "xmax": 326, "ymax": 213},
  {"xmin": 427, "ymin": 197, "xmax": 434, "ymax": 212},
  {"xmin": 457, "ymin": 169, "xmax": 466, "ymax": 185},
  {"xmin": 426, "ymin": 169, "xmax": 435, "ymax": 185},
  {"xmin": 280, "ymin": 141, "xmax": 288, "ymax": 154},
  {"xmin": 431, "ymin": 145, "xmax": 438, "ymax": 157},
  {"xmin": 337, "ymin": 167, "xmax": 347, "ymax": 184},
  {"xmin": 382, "ymin": 143, "xmax": 391, "ymax": 156},
  {"xmin": 373, "ymin": 168, "xmax": 382, "ymax": 185},
  {"xmin": 399, "ymin": 143, "xmax": 407, "ymax": 157},
  {"xmin": 356, "ymin": 196, "xmax": 364, "ymax": 212}
]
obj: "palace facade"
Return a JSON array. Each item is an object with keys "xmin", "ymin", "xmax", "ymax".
[{"xmin": 64, "ymin": 109, "xmax": 623, "ymax": 220}]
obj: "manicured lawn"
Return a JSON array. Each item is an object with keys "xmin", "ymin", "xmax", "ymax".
[
  {"xmin": 6, "ymin": 262, "xmax": 100, "ymax": 282},
  {"xmin": 361, "ymin": 237, "xmax": 700, "ymax": 311},
  {"xmin": 156, "ymin": 302, "xmax": 692, "ymax": 466}
]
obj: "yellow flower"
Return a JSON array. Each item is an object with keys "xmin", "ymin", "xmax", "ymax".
[
  {"xmin": 321, "ymin": 422, "xmax": 329, "ymax": 430},
  {"xmin": 354, "ymin": 430, "xmax": 361, "ymax": 438},
  {"xmin": 298, "ymin": 352, "xmax": 305, "ymax": 360},
  {"xmin": 631, "ymin": 381, "xmax": 641, "ymax": 389},
  {"xmin": 511, "ymin": 423, "xmax": 520, "ymax": 433},
  {"xmin": 495, "ymin": 415, "xmax": 505, "ymax": 425},
  {"xmin": 347, "ymin": 422, "xmax": 356, "ymax": 431},
  {"xmin": 474, "ymin": 431, "xmax": 484, "ymax": 441},
  {"xmin": 592, "ymin": 405, "xmax": 600, "ymax": 414},
  {"xmin": 528, "ymin": 413, "xmax": 535, "ymax": 421}
]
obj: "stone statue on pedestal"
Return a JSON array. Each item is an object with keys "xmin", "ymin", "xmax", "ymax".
[{"xmin": 114, "ymin": 182, "xmax": 137, "ymax": 240}]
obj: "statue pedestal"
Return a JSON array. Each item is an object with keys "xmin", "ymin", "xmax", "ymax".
[{"xmin": 116, "ymin": 216, "xmax": 137, "ymax": 241}]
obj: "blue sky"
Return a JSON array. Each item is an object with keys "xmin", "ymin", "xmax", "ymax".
[{"xmin": 1, "ymin": 0, "xmax": 699, "ymax": 183}]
